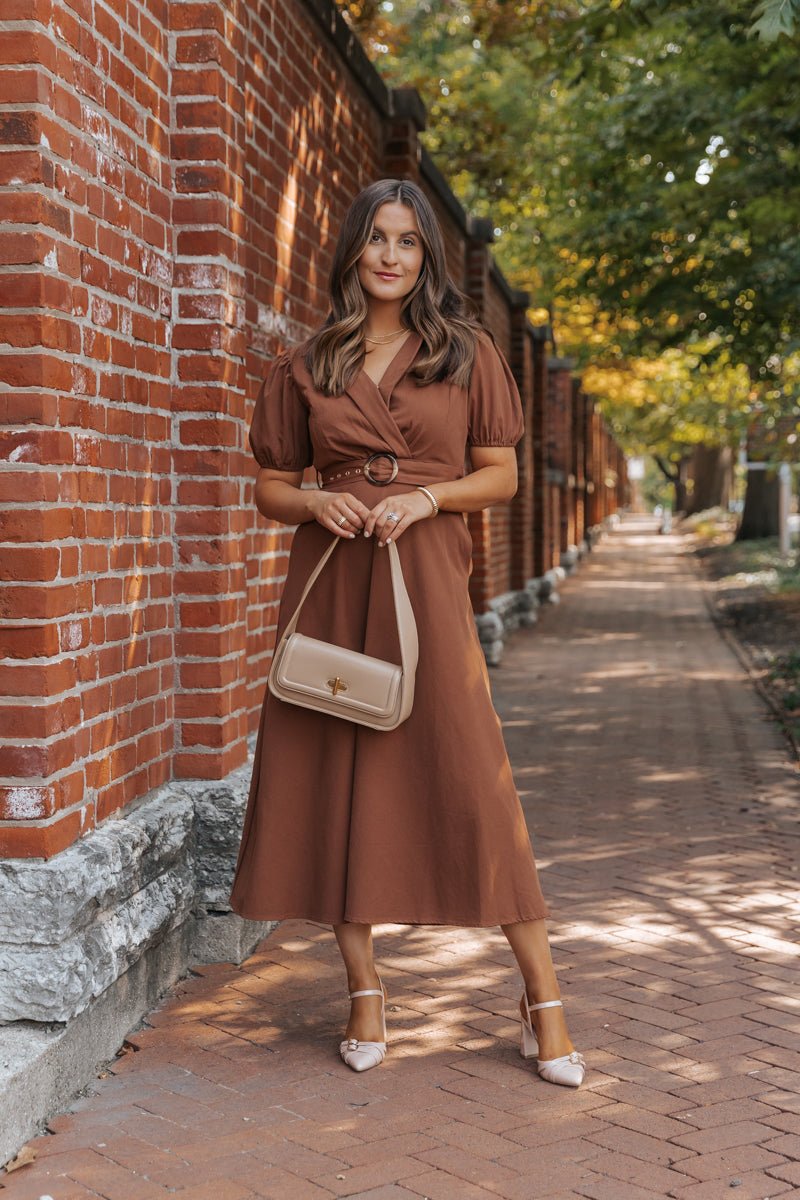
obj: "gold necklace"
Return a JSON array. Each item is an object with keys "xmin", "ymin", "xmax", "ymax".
[{"xmin": 364, "ymin": 328, "xmax": 407, "ymax": 344}]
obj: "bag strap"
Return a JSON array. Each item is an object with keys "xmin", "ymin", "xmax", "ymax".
[{"xmin": 278, "ymin": 534, "xmax": 419, "ymax": 678}]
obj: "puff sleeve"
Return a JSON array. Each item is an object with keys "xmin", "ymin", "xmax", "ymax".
[
  {"xmin": 467, "ymin": 331, "xmax": 525, "ymax": 448},
  {"xmin": 248, "ymin": 351, "xmax": 313, "ymax": 471}
]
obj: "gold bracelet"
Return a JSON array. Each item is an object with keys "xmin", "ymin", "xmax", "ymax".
[{"xmin": 416, "ymin": 485, "xmax": 439, "ymax": 517}]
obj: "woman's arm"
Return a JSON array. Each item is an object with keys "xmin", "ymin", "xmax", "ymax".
[
  {"xmin": 253, "ymin": 467, "xmax": 372, "ymax": 537},
  {"xmin": 253, "ymin": 467, "xmax": 311, "ymax": 524},
  {"xmin": 429, "ymin": 446, "xmax": 518, "ymax": 512}
]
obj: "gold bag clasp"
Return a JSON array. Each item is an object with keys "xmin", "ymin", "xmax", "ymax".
[{"xmin": 326, "ymin": 676, "xmax": 348, "ymax": 696}]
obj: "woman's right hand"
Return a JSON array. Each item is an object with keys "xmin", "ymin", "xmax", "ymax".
[{"xmin": 307, "ymin": 489, "xmax": 372, "ymax": 538}]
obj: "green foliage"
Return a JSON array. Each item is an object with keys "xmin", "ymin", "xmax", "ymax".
[
  {"xmin": 548, "ymin": 1, "xmax": 800, "ymax": 376},
  {"xmin": 702, "ymin": 535, "xmax": 800, "ymax": 591},
  {"xmin": 581, "ymin": 345, "xmax": 755, "ymax": 459}
]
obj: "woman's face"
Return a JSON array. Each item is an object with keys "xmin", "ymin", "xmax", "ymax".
[{"xmin": 357, "ymin": 201, "xmax": 425, "ymax": 306}]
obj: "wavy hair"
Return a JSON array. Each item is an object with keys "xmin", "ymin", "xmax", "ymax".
[{"xmin": 305, "ymin": 179, "xmax": 481, "ymax": 396}]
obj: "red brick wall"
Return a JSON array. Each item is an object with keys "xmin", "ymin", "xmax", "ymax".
[
  {"xmin": 1, "ymin": 0, "xmax": 175, "ymax": 858},
  {"xmin": 484, "ymin": 270, "xmax": 512, "ymax": 352},
  {"xmin": 426, "ymin": 190, "xmax": 467, "ymax": 290}
]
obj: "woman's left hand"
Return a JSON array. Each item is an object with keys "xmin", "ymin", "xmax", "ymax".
[{"xmin": 364, "ymin": 490, "xmax": 435, "ymax": 546}]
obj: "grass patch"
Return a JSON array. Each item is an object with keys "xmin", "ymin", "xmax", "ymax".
[
  {"xmin": 696, "ymin": 533, "xmax": 800, "ymax": 755},
  {"xmin": 770, "ymin": 651, "xmax": 800, "ymax": 714},
  {"xmin": 698, "ymin": 536, "xmax": 800, "ymax": 595}
]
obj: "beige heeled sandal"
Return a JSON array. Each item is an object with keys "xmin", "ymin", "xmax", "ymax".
[
  {"xmin": 339, "ymin": 977, "xmax": 388, "ymax": 1072},
  {"xmin": 520, "ymin": 993, "xmax": 586, "ymax": 1088}
]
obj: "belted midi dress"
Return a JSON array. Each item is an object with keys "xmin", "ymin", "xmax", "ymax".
[{"xmin": 229, "ymin": 329, "xmax": 551, "ymax": 926}]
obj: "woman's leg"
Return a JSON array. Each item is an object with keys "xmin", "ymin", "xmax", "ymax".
[
  {"xmin": 501, "ymin": 918, "xmax": 575, "ymax": 1060},
  {"xmin": 333, "ymin": 921, "xmax": 386, "ymax": 1041}
]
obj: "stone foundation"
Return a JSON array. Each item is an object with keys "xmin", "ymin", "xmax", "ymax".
[
  {"xmin": 0, "ymin": 769, "xmax": 271, "ymax": 1165},
  {"xmin": 476, "ymin": 530, "xmax": 607, "ymax": 664}
]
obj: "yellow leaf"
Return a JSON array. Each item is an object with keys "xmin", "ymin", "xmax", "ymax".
[{"xmin": 3, "ymin": 1145, "xmax": 37, "ymax": 1173}]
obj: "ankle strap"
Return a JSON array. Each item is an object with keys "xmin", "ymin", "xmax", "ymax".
[
  {"xmin": 350, "ymin": 988, "xmax": 383, "ymax": 998},
  {"xmin": 527, "ymin": 999, "xmax": 563, "ymax": 1012}
]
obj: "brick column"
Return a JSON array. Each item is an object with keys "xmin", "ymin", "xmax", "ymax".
[
  {"xmin": 169, "ymin": 1, "xmax": 249, "ymax": 780},
  {"xmin": 530, "ymin": 327, "xmax": 551, "ymax": 577},
  {"xmin": 547, "ymin": 360, "xmax": 569, "ymax": 562},
  {"xmin": 588, "ymin": 403, "xmax": 600, "ymax": 522},
  {"xmin": 571, "ymin": 379, "xmax": 586, "ymax": 548},
  {"xmin": 383, "ymin": 88, "xmax": 425, "ymax": 181},
  {"xmin": 464, "ymin": 219, "xmax": 494, "ymax": 612},
  {"xmin": 583, "ymin": 402, "xmax": 593, "ymax": 528},
  {"xmin": 508, "ymin": 296, "xmax": 534, "ymax": 590},
  {"xmin": 464, "ymin": 217, "xmax": 493, "ymax": 314},
  {"xmin": 599, "ymin": 418, "xmax": 610, "ymax": 519},
  {"xmin": 0, "ymin": 0, "xmax": 174, "ymax": 856}
]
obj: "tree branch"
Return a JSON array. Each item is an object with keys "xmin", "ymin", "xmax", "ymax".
[{"xmin": 654, "ymin": 454, "xmax": 679, "ymax": 482}]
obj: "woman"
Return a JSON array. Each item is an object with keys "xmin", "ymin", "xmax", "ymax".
[{"xmin": 230, "ymin": 178, "xmax": 585, "ymax": 1088}]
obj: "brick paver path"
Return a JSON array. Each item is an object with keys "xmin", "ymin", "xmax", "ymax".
[{"xmin": 8, "ymin": 517, "xmax": 800, "ymax": 1200}]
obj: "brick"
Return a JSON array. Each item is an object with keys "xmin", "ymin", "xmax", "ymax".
[
  {"xmin": 580, "ymin": 1150, "xmax": 695, "ymax": 1195},
  {"xmin": 667, "ymin": 1172, "xmax": 793, "ymax": 1200},
  {"xmin": 0, "ymin": 806, "xmax": 92, "ymax": 859},
  {"xmin": 676, "ymin": 1145, "xmax": 789, "ymax": 1183},
  {"xmin": 673, "ymin": 1120, "xmax": 786, "ymax": 1154},
  {"xmin": 585, "ymin": 1124, "xmax": 695, "ymax": 1167},
  {"xmin": 768, "ymin": 1161, "xmax": 800, "ymax": 1184},
  {"xmin": 670, "ymin": 1075, "xmax": 772, "ymax": 1107},
  {"xmin": 593, "ymin": 1102, "xmax": 697, "ymax": 1140},
  {"xmin": 316, "ymin": 1156, "xmax": 431, "ymax": 1194},
  {"xmin": 762, "ymin": 1132, "xmax": 800, "ymax": 1158},
  {"xmin": 577, "ymin": 1182, "xmax": 670, "ymax": 1200},
  {"xmin": 684, "ymin": 1098, "xmax": 786, "ymax": 1129},
  {"xmin": 402, "ymin": 1170, "xmax": 500, "ymax": 1199}
]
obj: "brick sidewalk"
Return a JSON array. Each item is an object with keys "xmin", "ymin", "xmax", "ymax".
[{"xmin": 6, "ymin": 518, "xmax": 799, "ymax": 1200}]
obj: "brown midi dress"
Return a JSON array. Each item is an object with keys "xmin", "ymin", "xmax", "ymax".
[{"xmin": 229, "ymin": 329, "xmax": 551, "ymax": 927}]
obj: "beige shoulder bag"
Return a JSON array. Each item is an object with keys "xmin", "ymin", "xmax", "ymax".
[{"xmin": 268, "ymin": 535, "xmax": 419, "ymax": 731}]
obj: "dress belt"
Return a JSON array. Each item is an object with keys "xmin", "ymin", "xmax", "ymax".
[{"xmin": 317, "ymin": 454, "xmax": 460, "ymax": 489}]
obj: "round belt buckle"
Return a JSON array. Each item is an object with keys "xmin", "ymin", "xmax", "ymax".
[{"xmin": 363, "ymin": 451, "xmax": 399, "ymax": 486}]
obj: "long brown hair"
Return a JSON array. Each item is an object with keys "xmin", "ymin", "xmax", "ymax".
[{"xmin": 305, "ymin": 178, "xmax": 481, "ymax": 395}]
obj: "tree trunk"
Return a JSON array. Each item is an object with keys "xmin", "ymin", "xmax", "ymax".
[
  {"xmin": 654, "ymin": 453, "xmax": 691, "ymax": 513},
  {"xmin": 686, "ymin": 444, "xmax": 733, "ymax": 515},
  {"xmin": 674, "ymin": 456, "xmax": 690, "ymax": 514},
  {"xmin": 737, "ymin": 467, "xmax": 780, "ymax": 540}
]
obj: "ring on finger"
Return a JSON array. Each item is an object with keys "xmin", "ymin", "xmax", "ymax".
[
  {"xmin": 386, "ymin": 511, "xmax": 400, "ymax": 523},
  {"xmin": 337, "ymin": 515, "xmax": 348, "ymax": 527}
]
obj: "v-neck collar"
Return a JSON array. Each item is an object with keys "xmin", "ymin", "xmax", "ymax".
[
  {"xmin": 342, "ymin": 331, "xmax": 422, "ymax": 457},
  {"xmin": 362, "ymin": 331, "xmax": 423, "ymax": 404}
]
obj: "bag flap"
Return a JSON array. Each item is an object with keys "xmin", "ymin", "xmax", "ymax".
[{"xmin": 275, "ymin": 633, "xmax": 402, "ymax": 716}]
